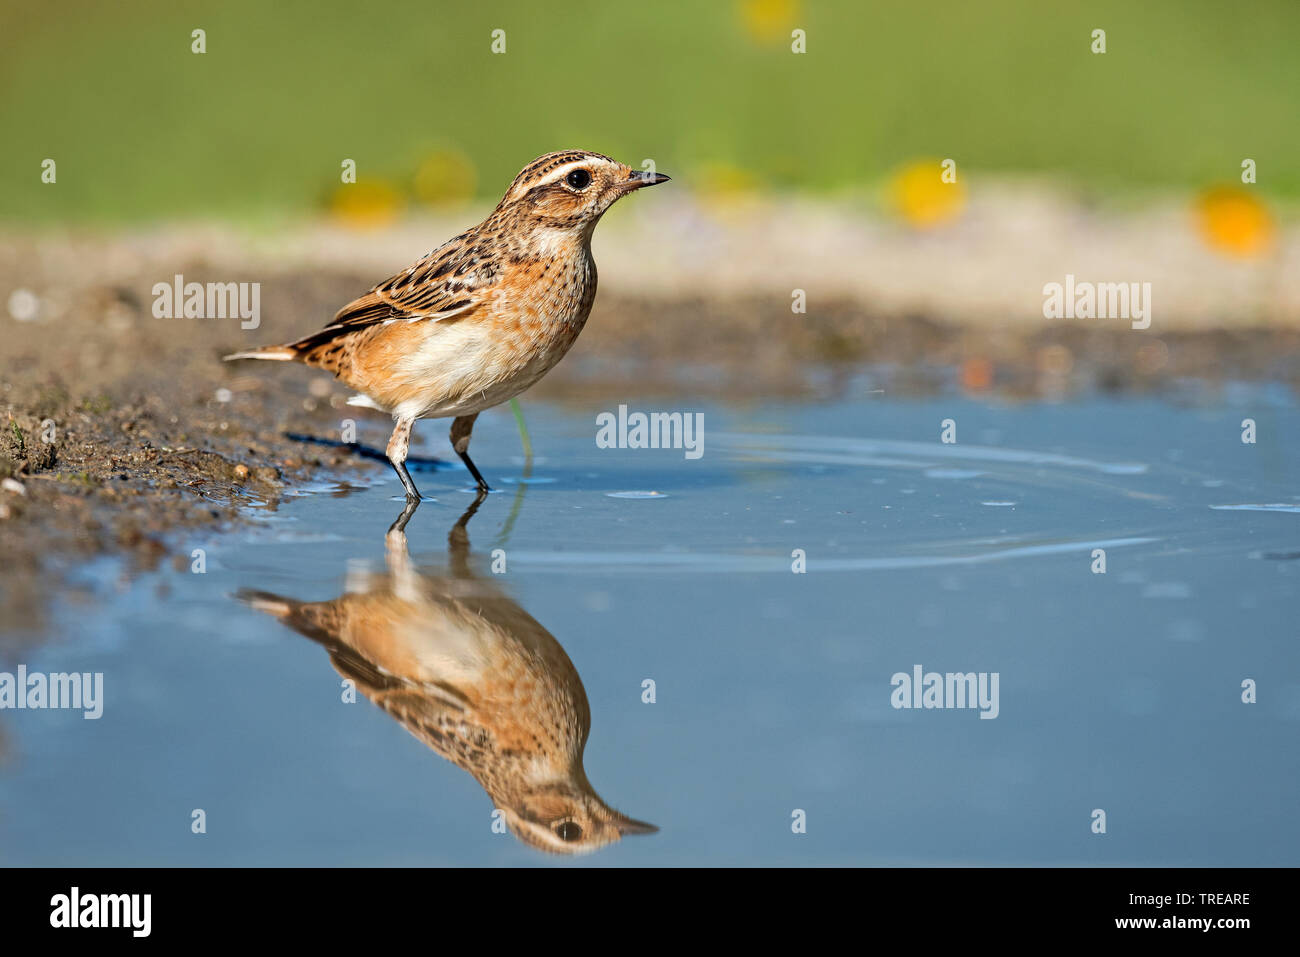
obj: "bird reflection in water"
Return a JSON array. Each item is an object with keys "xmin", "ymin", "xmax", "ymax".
[{"xmin": 238, "ymin": 493, "xmax": 656, "ymax": 855}]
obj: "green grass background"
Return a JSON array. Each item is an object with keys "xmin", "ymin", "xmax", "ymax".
[{"xmin": 2, "ymin": 0, "xmax": 1297, "ymax": 223}]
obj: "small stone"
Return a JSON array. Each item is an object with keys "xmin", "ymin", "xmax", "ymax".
[{"xmin": 7, "ymin": 288, "xmax": 39, "ymax": 321}]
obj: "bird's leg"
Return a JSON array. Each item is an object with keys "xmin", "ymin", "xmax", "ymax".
[
  {"xmin": 447, "ymin": 488, "xmax": 489, "ymax": 577},
  {"xmin": 450, "ymin": 413, "xmax": 491, "ymax": 492},
  {"xmin": 387, "ymin": 496, "xmax": 420, "ymax": 535},
  {"xmin": 385, "ymin": 503, "xmax": 420, "ymax": 602},
  {"xmin": 386, "ymin": 416, "xmax": 422, "ymax": 502}
]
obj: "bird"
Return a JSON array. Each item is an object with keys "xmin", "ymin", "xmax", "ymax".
[
  {"xmin": 225, "ymin": 150, "xmax": 670, "ymax": 500},
  {"xmin": 237, "ymin": 495, "xmax": 658, "ymax": 855}
]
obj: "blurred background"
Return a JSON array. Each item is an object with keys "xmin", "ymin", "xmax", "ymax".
[
  {"xmin": 3, "ymin": 0, "xmax": 1297, "ymax": 337},
  {"xmin": 4, "ymin": 0, "xmax": 1300, "ymax": 220}
]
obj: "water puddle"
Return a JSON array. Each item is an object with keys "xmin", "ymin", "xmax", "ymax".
[{"xmin": 2, "ymin": 395, "xmax": 1297, "ymax": 865}]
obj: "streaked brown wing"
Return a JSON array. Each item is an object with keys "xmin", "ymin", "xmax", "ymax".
[{"xmin": 290, "ymin": 232, "xmax": 497, "ymax": 354}]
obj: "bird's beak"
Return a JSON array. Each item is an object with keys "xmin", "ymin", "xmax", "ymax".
[
  {"xmin": 614, "ymin": 813, "xmax": 660, "ymax": 836},
  {"xmin": 620, "ymin": 169, "xmax": 671, "ymax": 191}
]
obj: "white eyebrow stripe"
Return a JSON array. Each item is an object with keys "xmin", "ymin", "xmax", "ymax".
[{"xmin": 533, "ymin": 159, "xmax": 606, "ymax": 187}]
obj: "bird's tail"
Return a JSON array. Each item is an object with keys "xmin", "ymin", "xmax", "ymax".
[{"xmin": 223, "ymin": 344, "xmax": 298, "ymax": 362}]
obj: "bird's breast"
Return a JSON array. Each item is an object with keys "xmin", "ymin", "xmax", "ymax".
[
  {"xmin": 362, "ymin": 250, "xmax": 599, "ymax": 419},
  {"xmin": 477, "ymin": 251, "xmax": 598, "ymax": 379}
]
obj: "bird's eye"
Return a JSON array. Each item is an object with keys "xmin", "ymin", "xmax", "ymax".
[
  {"xmin": 555, "ymin": 821, "xmax": 583, "ymax": 842},
  {"xmin": 565, "ymin": 169, "xmax": 591, "ymax": 190}
]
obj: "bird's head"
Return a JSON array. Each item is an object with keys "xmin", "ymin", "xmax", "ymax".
[
  {"xmin": 497, "ymin": 776, "xmax": 658, "ymax": 855},
  {"xmin": 497, "ymin": 150, "xmax": 669, "ymax": 236}
]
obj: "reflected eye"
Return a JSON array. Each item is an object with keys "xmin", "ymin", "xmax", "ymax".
[
  {"xmin": 565, "ymin": 169, "xmax": 591, "ymax": 190},
  {"xmin": 555, "ymin": 821, "xmax": 583, "ymax": 842}
]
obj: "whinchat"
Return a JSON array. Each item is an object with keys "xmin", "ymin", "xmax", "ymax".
[
  {"xmin": 238, "ymin": 497, "xmax": 657, "ymax": 854},
  {"xmin": 226, "ymin": 150, "xmax": 670, "ymax": 499}
]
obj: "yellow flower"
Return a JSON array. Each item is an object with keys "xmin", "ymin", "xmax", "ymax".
[
  {"xmin": 413, "ymin": 149, "xmax": 478, "ymax": 208},
  {"xmin": 1195, "ymin": 186, "xmax": 1275, "ymax": 258},
  {"xmin": 330, "ymin": 179, "xmax": 404, "ymax": 229},
  {"xmin": 693, "ymin": 162, "xmax": 762, "ymax": 214},
  {"xmin": 888, "ymin": 158, "xmax": 966, "ymax": 229},
  {"xmin": 738, "ymin": 0, "xmax": 799, "ymax": 45}
]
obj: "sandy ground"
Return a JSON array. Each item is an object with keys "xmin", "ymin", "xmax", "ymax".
[
  {"xmin": 2, "ymin": 193, "xmax": 1298, "ymax": 630},
  {"xmin": 17, "ymin": 187, "xmax": 1297, "ymax": 327}
]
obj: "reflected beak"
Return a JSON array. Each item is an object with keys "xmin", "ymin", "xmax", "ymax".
[
  {"xmin": 615, "ymin": 814, "xmax": 660, "ymax": 836},
  {"xmin": 621, "ymin": 169, "xmax": 671, "ymax": 191}
]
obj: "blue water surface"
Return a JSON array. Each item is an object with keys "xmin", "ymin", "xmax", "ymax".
[{"xmin": 1, "ymin": 391, "xmax": 1297, "ymax": 866}]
